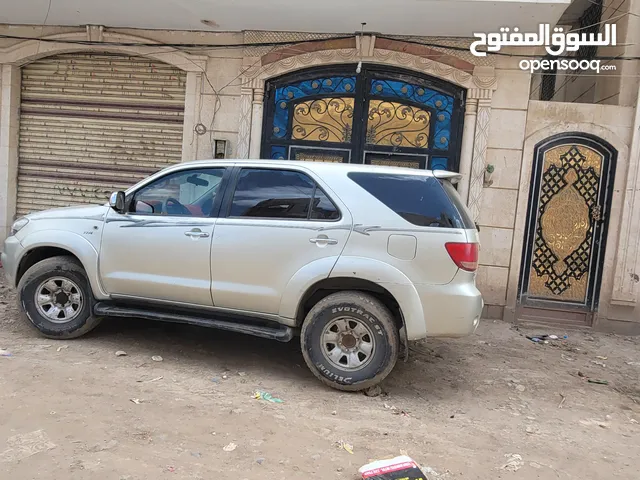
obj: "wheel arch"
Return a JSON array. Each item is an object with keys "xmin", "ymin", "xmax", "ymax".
[
  {"xmin": 17, "ymin": 246, "xmax": 82, "ymax": 286},
  {"xmin": 17, "ymin": 231, "xmax": 106, "ymax": 299},
  {"xmin": 327, "ymin": 256, "xmax": 427, "ymax": 341},
  {"xmin": 295, "ymin": 276, "xmax": 406, "ymax": 332}
]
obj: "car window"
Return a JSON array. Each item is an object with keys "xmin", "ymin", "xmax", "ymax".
[
  {"xmin": 230, "ymin": 168, "xmax": 339, "ymax": 220},
  {"xmin": 440, "ymin": 180, "xmax": 476, "ymax": 229},
  {"xmin": 347, "ymin": 172, "xmax": 468, "ymax": 228},
  {"xmin": 132, "ymin": 168, "xmax": 225, "ymax": 217},
  {"xmin": 311, "ymin": 188, "xmax": 340, "ymax": 220}
]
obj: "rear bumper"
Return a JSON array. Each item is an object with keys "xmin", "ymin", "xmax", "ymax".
[
  {"xmin": 1, "ymin": 235, "xmax": 23, "ymax": 288},
  {"xmin": 415, "ymin": 277, "xmax": 483, "ymax": 339}
]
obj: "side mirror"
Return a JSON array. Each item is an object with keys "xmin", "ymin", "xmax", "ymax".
[{"xmin": 109, "ymin": 191, "xmax": 126, "ymax": 213}]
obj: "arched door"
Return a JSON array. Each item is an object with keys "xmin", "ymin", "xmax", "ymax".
[
  {"xmin": 261, "ymin": 64, "xmax": 465, "ymax": 171},
  {"xmin": 518, "ymin": 133, "xmax": 617, "ymax": 327}
]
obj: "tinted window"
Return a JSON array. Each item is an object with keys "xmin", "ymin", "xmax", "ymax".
[
  {"xmin": 348, "ymin": 172, "xmax": 468, "ymax": 228},
  {"xmin": 230, "ymin": 169, "xmax": 313, "ymax": 219},
  {"xmin": 311, "ymin": 189, "xmax": 340, "ymax": 220},
  {"xmin": 230, "ymin": 169, "xmax": 340, "ymax": 220},
  {"xmin": 441, "ymin": 180, "xmax": 476, "ymax": 229},
  {"xmin": 132, "ymin": 168, "xmax": 225, "ymax": 217}
]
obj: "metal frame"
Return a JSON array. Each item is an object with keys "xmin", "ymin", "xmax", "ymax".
[
  {"xmin": 363, "ymin": 150, "xmax": 428, "ymax": 170},
  {"xmin": 517, "ymin": 132, "xmax": 617, "ymax": 316},
  {"xmin": 261, "ymin": 63, "xmax": 465, "ymax": 171},
  {"xmin": 289, "ymin": 145, "xmax": 352, "ymax": 163}
]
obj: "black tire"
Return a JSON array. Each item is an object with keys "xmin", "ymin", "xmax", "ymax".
[
  {"xmin": 17, "ymin": 256, "xmax": 102, "ymax": 339},
  {"xmin": 301, "ymin": 291, "xmax": 399, "ymax": 392}
]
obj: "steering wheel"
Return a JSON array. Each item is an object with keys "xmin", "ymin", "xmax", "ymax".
[{"xmin": 161, "ymin": 197, "xmax": 191, "ymax": 216}]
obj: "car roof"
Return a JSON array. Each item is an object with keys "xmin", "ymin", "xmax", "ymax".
[{"xmin": 172, "ymin": 158, "xmax": 460, "ymax": 179}]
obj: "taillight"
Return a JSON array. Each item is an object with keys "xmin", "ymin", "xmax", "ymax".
[{"xmin": 445, "ymin": 242, "xmax": 479, "ymax": 272}]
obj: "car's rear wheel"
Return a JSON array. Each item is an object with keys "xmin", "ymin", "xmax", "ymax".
[
  {"xmin": 17, "ymin": 256, "xmax": 102, "ymax": 339},
  {"xmin": 301, "ymin": 291, "xmax": 399, "ymax": 391}
]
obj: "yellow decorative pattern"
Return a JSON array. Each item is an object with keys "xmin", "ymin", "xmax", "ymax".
[
  {"xmin": 291, "ymin": 97, "xmax": 354, "ymax": 143},
  {"xmin": 369, "ymin": 158, "xmax": 421, "ymax": 169},
  {"xmin": 294, "ymin": 151, "xmax": 344, "ymax": 163},
  {"xmin": 366, "ymin": 100, "xmax": 431, "ymax": 148},
  {"xmin": 527, "ymin": 144, "xmax": 604, "ymax": 302}
]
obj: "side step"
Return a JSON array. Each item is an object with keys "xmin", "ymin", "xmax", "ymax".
[{"xmin": 93, "ymin": 302, "xmax": 295, "ymax": 342}]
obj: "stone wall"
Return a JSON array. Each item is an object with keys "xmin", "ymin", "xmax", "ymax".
[{"xmin": 474, "ymin": 52, "xmax": 533, "ymax": 318}]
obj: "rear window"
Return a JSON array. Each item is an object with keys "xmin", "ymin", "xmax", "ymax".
[
  {"xmin": 348, "ymin": 172, "xmax": 475, "ymax": 229},
  {"xmin": 440, "ymin": 180, "xmax": 476, "ymax": 229}
]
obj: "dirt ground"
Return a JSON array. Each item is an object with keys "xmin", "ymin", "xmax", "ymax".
[{"xmin": 0, "ymin": 268, "xmax": 639, "ymax": 480}]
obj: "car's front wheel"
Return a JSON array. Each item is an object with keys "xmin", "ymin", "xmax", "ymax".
[
  {"xmin": 17, "ymin": 256, "xmax": 102, "ymax": 339},
  {"xmin": 301, "ymin": 291, "xmax": 399, "ymax": 391}
]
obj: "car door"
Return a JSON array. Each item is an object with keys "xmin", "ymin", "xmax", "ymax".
[
  {"xmin": 99, "ymin": 166, "xmax": 228, "ymax": 306},
  {"xmin": 210, "ymin": 166, "xmax": 352, "ymax": 315}
]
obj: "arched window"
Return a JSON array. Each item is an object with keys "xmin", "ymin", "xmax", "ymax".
[{"xmin": 261, "ymin": 64, "xmax": 465, "ymax": 171}]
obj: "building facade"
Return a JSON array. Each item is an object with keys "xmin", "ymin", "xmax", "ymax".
[{"xmin": 1, "ymin": 0, "xmax": 639, "ymax": 333}]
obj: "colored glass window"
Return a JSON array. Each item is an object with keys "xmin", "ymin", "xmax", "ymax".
[{"xmin": 366, "ymin": 100, "xmax": 430, "ymax": 148}]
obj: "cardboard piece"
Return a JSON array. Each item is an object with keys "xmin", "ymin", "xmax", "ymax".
[{"xmin": 359, "ymin": 455, "xmax": 429, "ymax": 480}]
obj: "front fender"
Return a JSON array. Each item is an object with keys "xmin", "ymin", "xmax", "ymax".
[
  {"xmin": 18, "ymin": 230, "xmax": 108, "ymax": 299},
  {"xmin": 329, "ymin": 256, "xmax": 427, "ymax": 340}
]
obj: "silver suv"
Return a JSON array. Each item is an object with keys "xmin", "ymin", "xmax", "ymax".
[{"xmin": 2, "ymin": 160, "xmax": 482, "ymax": 391}]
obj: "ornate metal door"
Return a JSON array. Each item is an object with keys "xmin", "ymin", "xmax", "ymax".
[
  {"xmin": 518, "ymin": 134, "xmax": 616, "ymax": 324},
  {"xmin": 261, "ymin": 64, "xmax": 464, "ymax": 171}
]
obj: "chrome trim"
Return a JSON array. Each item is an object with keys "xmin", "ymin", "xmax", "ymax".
[
  {"xmin": 352, "ymin": 224, "xmax": 466, "ymax": 236},
  {"xmin": 105, "ymin": 217, "xmax": 215, "ymax": 228},
  {"xmin": 310, "ymin": 237, "xmax": 338, "ymax": 245},
  {"xmin": 29, "ymin": 214, "xmax": 107, "ymax": 222},
  {"xmin": 184, "ymin": 229, "xmax": 210, "ymax": 238},
  {"xmin": 215, "ymin": 220, "xmax": 347, "ymax": 233}
]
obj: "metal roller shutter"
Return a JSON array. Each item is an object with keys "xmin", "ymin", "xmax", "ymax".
[{"xmin": 18, "ymin": 53, "xmax": 187, "ymax": 215}]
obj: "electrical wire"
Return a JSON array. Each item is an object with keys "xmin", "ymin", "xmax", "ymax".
[
  {"xmin": 595, "ymin": 90, "xmax": 621, "ymax": 103},
  {"xmin": 562, "ymin": 51, "xmax": 624, "ymax": 102},
  {"xmin": 599, "ymin": 0, "xmax": 639, "ymax": 20},
  {"xmin": 203, "ymin": 43, "xmax": 291, "ymax": 155},
  {"xmin": 571, "ymin": 83, "xmax": 596, "ymax": 103},
  {"xmin": 3, "ymin": 27, "xmax": 640, "ymax": 60},
  {"xmin": 585, "ymin": 0, "xmax": 622, "ymax": 17},
  {"xmin": 530, "ymin": 3, "xmax": 632, "ymax": 100},
  {"xmin": 33, "ymin": 0, "xmax": 52, "ymax": 58},
  {"xmin": 15, "ymin": 1, "xmax": 637, "ymax": 115},
  {"xmin": 0, "ymin": 33, "xmax": 356, "ymax": 49}
]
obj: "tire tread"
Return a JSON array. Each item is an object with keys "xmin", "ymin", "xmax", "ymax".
[
  {"xmin": 301, "ymin": 291, "xmax": 399, "ymax": 392},
  {"xmin": 17, "ymin": 255, "xmax": 102, "ymax": 339}
]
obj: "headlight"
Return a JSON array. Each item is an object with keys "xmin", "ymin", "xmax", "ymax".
[{"xmin": 10, "ymin": 217, "xmax": 29, "ymax": 235}]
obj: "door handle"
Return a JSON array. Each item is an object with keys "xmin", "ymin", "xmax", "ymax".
[
  {"xmin": 591, "ymin": 205, "xmax": 602, "ymax": 222},
  {"xmin": 309, "ymin": 237, "xmax": 338, "ymax": 245},
  {"xmin": 184, "ymin": 228, "xmax": 209, "ymax": 238}
]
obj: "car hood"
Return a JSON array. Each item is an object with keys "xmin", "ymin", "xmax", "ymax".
[{"xmin": 25, "ymin": 204, "xmax": 110, "ymax": 222}]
